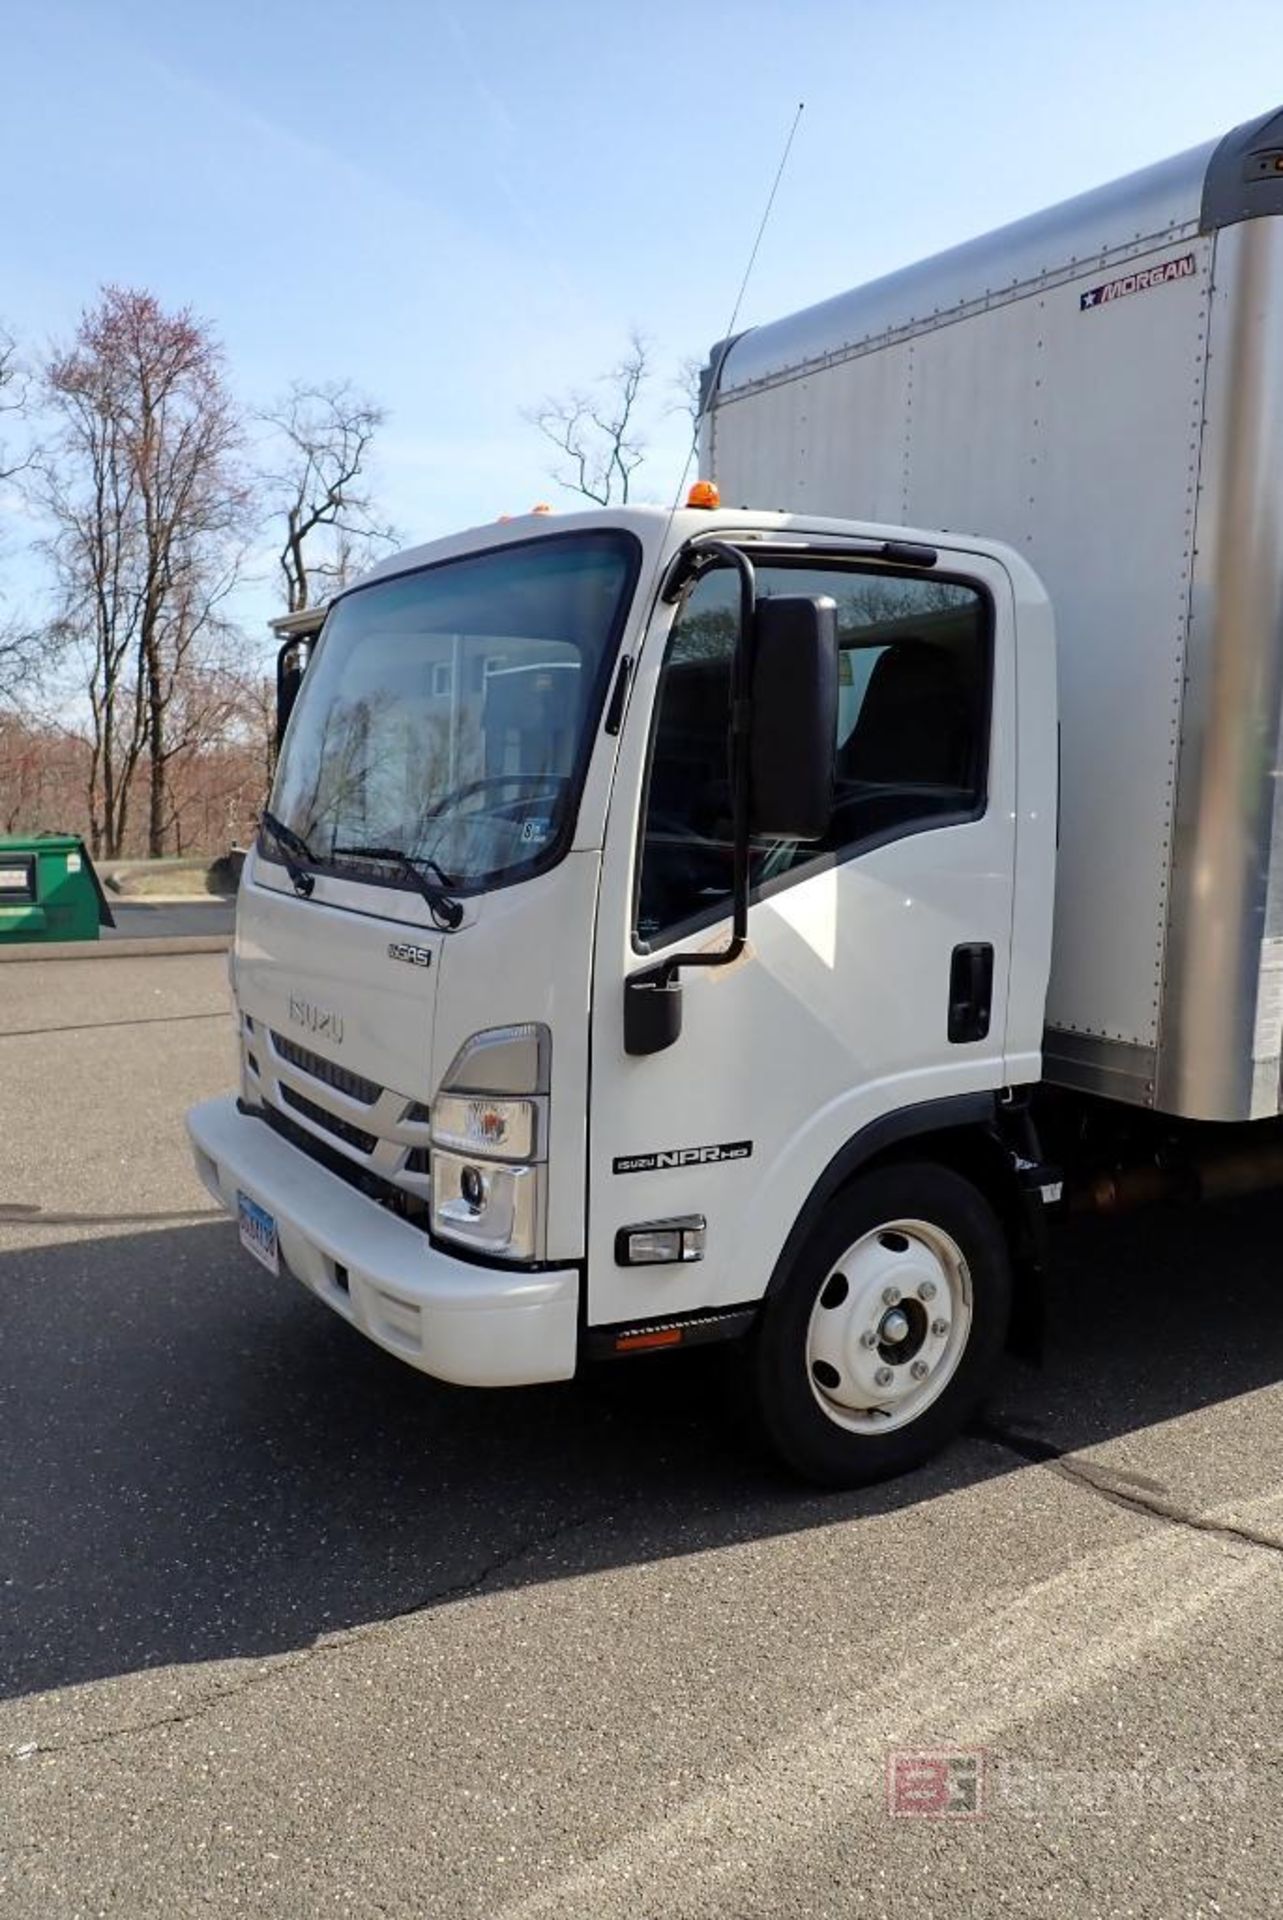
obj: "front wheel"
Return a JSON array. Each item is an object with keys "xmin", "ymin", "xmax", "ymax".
[{"xmin": 752, "ymin": 1162, "xmax": 1012, "ymax": 1487}]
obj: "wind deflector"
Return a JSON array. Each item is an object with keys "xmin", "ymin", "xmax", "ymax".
[{"xmin": 1201, "ymin": 105, "xmax": 1283, "ymax": 232}]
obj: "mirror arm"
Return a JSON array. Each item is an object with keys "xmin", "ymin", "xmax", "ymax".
[
  {"xmin": 275, "ymin": 636, "xmax": 312, "ymax": 749},
  {"xmin": 625, "ymin": 559, "xmax": 838, "ymax": 1059},
  {"xmin": 623, "ymin": 541, "xmax": 760, "ymax": 1055},
  {"xmin": 275, "ymin": 638, "xmax": 295, "ymax": 750},
  {"xmin": 655, "ymin": 540, "xmax": 756, "ymax": 986}
]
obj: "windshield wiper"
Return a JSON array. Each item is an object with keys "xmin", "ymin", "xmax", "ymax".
[
  {"xmin": 332, "ymin": 843, "xmax": 464, "ymax": 932},
  {"xmin": 261, "ymin": 809, "xmax": 316, "ymax": 899}
]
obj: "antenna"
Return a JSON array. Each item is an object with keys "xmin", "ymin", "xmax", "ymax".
[{"xmin": 671, "ymin": 100, "xmax": 805, "ymax": 508}]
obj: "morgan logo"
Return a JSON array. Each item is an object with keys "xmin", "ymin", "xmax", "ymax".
[
  {"xmin": 1080, "ymin": 251, "xmax": 1196, "ymax": 311},
  {"xmin": 612, "ymin": 1140, "xmax": 752, "ymax": 1175},
  {"xmin": 288, "ymin": 994, "xmax": 344, "ymax": 1045}
]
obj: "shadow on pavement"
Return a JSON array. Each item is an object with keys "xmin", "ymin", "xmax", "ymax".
[{"xmin": 4, "ymin": 1190, "xmax": 1283, "ymax": 1700}]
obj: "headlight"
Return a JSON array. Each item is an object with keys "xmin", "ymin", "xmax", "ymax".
[
  {"xmin": 429, "ymin": 1025, "xmax": 550, "ymax": 1262},
  {"xmin": 431, "ymin": 1152, "xmax": 541, "ymax": 1260}
]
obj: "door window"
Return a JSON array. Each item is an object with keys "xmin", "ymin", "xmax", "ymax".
[{"xmin": 636, "ymin": 560, "xmax": 989, "ymax": 944}]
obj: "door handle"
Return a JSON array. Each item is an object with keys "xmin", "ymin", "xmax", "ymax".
[{"xmin": 948, "ymin": 943, "xmax": 994, "ymax": 1043}]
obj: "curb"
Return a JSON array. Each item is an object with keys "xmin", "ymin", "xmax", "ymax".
[
  {"xmin": 0, "ymin": 935, "xmax": 232, "ymax": 963},
  {"xmin": 108, "ymin": 894, "xmax": 236, "ymax": 906}
]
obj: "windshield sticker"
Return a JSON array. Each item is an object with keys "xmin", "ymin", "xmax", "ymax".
[
  {"xmin": 613, "ymin": 1140, "xmax": 753, "ymax": 1175},
  {"xmin": 1080, "ymin": 252, "xmax": 1196, "ymax": 312}
]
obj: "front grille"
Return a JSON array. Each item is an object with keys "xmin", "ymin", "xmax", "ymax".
[
  {"xmin": 278, "ymin": 1084, "xmax": 378, "ymax": 1155},
  {"xmin": 405, "ymin": 1147, "xmax": 431, "ymax": 1174},
  {"xmin": 271, "ymin": 1031, "xmax": 381, "ymax": 1105},
  {"xmin": 259, "ymin": 1103, "xmax": 430, "ymax": 1226}
]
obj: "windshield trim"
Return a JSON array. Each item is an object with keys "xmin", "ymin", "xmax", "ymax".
[{"xmin": 259, "ymin": 526, "xmax": 644, "ymax": 903}]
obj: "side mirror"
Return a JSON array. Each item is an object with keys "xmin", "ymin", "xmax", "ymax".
[
  {"xmin": 748, "ymin": 595, "xmax": 838, "ymax": 840},
  {"xmin": 275, "ymin": 639, "xmax": 311, "ymax": 748}
]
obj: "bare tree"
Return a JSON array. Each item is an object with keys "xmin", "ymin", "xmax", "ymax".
[
  {"xmin": 0, "ymin": 325, "xmax": 45, "ymax": 708},
  {"xmin": 527, "ymin": 330, "xmax": 650, "ymax": 506},
  {"xmin": 0, "ymin": 620, "xmax": 45, "ymax": 706},
  {"xmin": 261, "ymin": 381, "xmax": 396, "ymax": 613},
  {"xmin": 41, "ymin": 287, "xmax": 249, "ymax": 856},
  {"xmin": 0, "ymin": 325, "xmax": 29, "ymax": 488},
  {"xmin": 0, "ymin": 710, "xmax": 87, "ymax": 833},
  {"xmin": 155, "ymin": 656, "xmax": 265, "ymax": 852}
]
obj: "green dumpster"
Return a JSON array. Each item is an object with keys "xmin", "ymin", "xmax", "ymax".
[{"xmin": 0, "ymin": 835, "xmax": 115, "ymax": 944}]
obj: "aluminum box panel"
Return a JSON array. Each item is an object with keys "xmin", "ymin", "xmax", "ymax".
[
  {"xmin": 713, "ymin": 234, "xmax": 1213, "ymax": 1069},
  {"xmin": 708, "ymin": 121, "xmax": 1283, "ymax": 1118}
]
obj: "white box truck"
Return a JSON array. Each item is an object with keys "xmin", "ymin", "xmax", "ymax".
[{"xmin": 189, "ymin": 106, "xmax": 1283, "ymax": 1485}]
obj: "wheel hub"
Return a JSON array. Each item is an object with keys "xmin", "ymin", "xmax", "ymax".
[
  {"xmin": 878, "ymin": 1307, "xmax": 911, "ymax": 1346},
  {"xmin": 806, "ymin": 1219, "xmax": 973, "ymax": 1435}
]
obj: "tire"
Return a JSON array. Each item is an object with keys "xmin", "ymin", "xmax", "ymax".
[{"xmin": 752, "ymin": 1161, "xmax": 1012, "ymax": 1487}]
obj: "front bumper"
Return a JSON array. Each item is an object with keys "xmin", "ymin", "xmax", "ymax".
[{"xmin": 187, "ymin": 1095, "xmax": 578, "ymax": 1387}]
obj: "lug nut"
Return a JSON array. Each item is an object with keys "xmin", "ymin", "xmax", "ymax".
[
  {"xmin": 874, "ymin": 1366, "xmax": 893, "ymax": 1387},
  {"xmin": 931, "ymin": 1318, "xmax": 949, "ymax": 1338},
  {"xmin": 881, "ymin": 1286, "xmax": 900, "ymax": 1307},
  {"xmin": 860, "ymin": 1329, "xmax": 879, "ymax": 1349},
  {"xmin": 910, "ymin": 1359, "xmax": 929, "ymax": 1381},
  {"xmin": 919, "ymin": 1280, "xmax": 938, "ymax": 1302}
]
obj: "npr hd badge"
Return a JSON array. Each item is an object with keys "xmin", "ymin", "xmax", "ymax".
[
  {"xmin": 1080, "ymin": 251, "xmax": 1196, "ymax": 311},
  {"xmin": 613, "ymin": 1140, "xmax": 752, "ymax": 1175}
]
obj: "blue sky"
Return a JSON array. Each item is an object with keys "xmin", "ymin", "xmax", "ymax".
[{"xmin": 4, "ymin": 0, "xmax": 1283, "ymax": 639}]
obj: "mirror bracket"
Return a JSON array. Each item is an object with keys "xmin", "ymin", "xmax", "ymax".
[
  {"xmin": 623, "ymin": 553, "xmax": 836, "ymax": 1058},
  {"xmin": 624, "ymin": 541, "xmax": 757, "ymax": 1055},
  {"xmin": 275, "ymin": 636, "xmax": 312, "ymax": 749}
]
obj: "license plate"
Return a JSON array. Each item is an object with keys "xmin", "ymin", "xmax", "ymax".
[{"xmin": 237, "ymin": 1190, "xmax": 279, "ymax": 1276}]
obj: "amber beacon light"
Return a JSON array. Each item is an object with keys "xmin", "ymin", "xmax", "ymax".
[{"xmin": 686, "ymin": 480, "xmax": 721, "ymax": 509}]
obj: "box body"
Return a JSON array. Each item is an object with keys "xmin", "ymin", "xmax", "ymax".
[{"xmin": 706, "ymin": 111, "xmax": 1283, "ymax": 1120}]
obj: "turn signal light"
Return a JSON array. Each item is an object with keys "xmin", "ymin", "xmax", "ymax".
[
  {"xmin": 431, "ymin": 1092, "xmax": 537, "ymax": 1160},
  {"xmin": 686, "ymin": 480, "xmax": 721, "ymax": 509},
  {"xmin": 615, "ymin": 1327, "xmax": 683, "ymax": 1353}
]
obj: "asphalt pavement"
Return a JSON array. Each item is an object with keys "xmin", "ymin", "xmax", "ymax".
[{"xmin": 3, "ymin": 954, "xmax": 1283, "ymax": 1916}]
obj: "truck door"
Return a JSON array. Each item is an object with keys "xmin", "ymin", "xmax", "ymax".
[{"xmin": 586, "ymin": 548, "xmax": 1020, "ymax": 1332}]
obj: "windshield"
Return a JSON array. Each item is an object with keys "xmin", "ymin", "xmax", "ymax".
[{"xmin": 267, "ymin": 529, "xmax": 639, "ymax": 893}]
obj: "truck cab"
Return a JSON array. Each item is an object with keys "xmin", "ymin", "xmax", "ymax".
[{"xmin": 188, "ymin": 502, "xmax": 1058, "ymax": 1484}]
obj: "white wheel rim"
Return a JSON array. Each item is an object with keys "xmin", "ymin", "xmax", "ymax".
[{"xmin": 805, "ymin": 1217, "xmax": 974, "ymax": 1435}]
